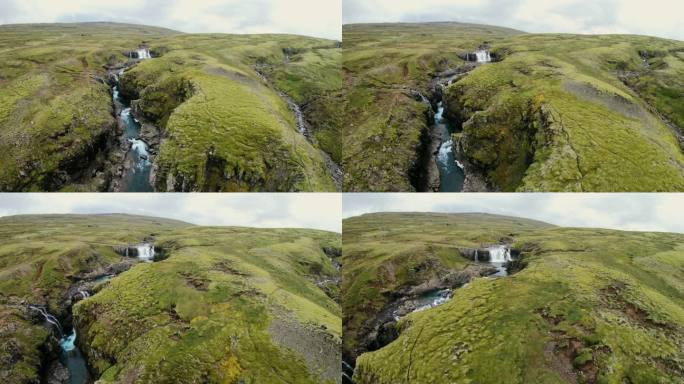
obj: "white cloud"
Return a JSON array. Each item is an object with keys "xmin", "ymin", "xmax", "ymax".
[
  {"xmin": 0, "ymin": 0, "xmax": 341, "ymax": 40},
  {"xmin": 343, "ymin": 193, "xmax": 684, "ymax": 233},
  {"xmin": 343, "ymin": 0, "xmax": 684, "ymax": 40},
  {"xmin": 0, "ymin": 193, "xmax": 342, "ymax": 232}
]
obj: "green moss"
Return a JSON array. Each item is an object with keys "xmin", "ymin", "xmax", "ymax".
[
  {"xmin": 346, "ymin": 212, "xmax": 684, "ymax": 384},
  {"xmin": 0, "ymin": 214, "xmax": 341, "ymax": 383},
  {"xmin": 0, "ymin": 24, "xmax": 340, "ymax": 191},
  {"xmin": 343, "ymin": 23, "xmax": 684, "ymax": 191}
]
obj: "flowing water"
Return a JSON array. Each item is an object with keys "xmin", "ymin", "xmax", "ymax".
[
  {"xmin": 136, "ymin": 242, "xmax": 155, "ymax": 262},
  {"xmin": 93, "ymin": 274, "xmax": 114, "ymax": 283},
  {"xmin": 29, "ymin": 306, "xmax": 89, "ymax": 383},
  {"xmin": 411, "ymin": 289, "xmax": 452, "ymax": 314},
  {"xmin": 433, "ymin": 102, "xmax": 465, "ymax": 191},
  {"xmin": 487, "ymin": 245, "xmax": 513, "ymax": 277},
  {"xmin": 342, "ymin": 360, "xmax": 354, "ymax": 384},
  {"xmin": 113, "ymin": 50, "xmax": 154, "ymax": 192},
  {"xmin": 136, "ymin": 48, "xmax": 151, "ymax": 59},
  {"xmin": 475, "ymin": 49, "xmax": 492, "ymax": 63},
  {"xmin": 58, "ymin": 328, "xmax": 90, "ymax": 384}
]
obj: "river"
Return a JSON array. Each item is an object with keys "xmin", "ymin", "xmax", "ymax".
[
  {"xmin": 433, "ymin": 101, "xmax": 465, "ymax": 191},
  {"xmin": 112, "ymin": 49, "xmax": 154, "ymax": 192}
]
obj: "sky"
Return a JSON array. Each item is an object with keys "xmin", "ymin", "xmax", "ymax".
[
  {"xmin": 0, "ymin": 0, "xmax": 341, "ymax": 40},
  {"xmin": 0, "ymin": 194, "xmax": 342, "ymax": 232},
  {"xmin": 344, "ymin": 0, "xmax": 684, "ymax": 40},
  {"xmin": 343, "ymin": 193, "xmax": 684, "ymax": 233}
]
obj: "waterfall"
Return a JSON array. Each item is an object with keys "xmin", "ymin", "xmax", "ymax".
[
  {"xmin": 78, "ymin": 290, "xmax": 90, "ymax": 299},
  {"xmin": 475, "ymin": 49, "xmax": 491, "ymax": 63},
  {"xmin": 28, "ymin": 305, "xmax": 63, "ymax": 337},
  {"xmin": 488, "ymin": 245, "xmax": 512, "ymax": 263},
  {"xmin": 136, "ymin": 243, "xmax": 155, "ymax": 262},
  {"xmin": 136, "ymin": 48, "xmax": 151, "ymax": 60},
  {"xmin": 59, "ymin": 327, "xmax": 77, "ymax": 352}
]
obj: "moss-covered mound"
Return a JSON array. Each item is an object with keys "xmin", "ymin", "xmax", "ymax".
[
  {"xmin": 342, "ymin": 22, "xmax": 684, "ymax": 191},
  {"xmin": 121, "ymin": 34, "xmax": 340, "ymax": 191},
  {"xmin": 0, "ymin": 23, "xmax": 341, "ymax": 191},
  {"xmin": 444, "ymin": 33, "xmax": 684, "ymax": 191},
  {"xmin": 343, "ymin": 212, "xmax": 684, "ymax": 383},
  {"xmin": 0, "ymin": 214, "xmax": 341, "ymax": 384}
]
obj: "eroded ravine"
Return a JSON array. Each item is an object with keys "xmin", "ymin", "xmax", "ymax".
[
  {"xmin": 109, "ymin": 48, "xmax": 155, "ymax": 192},
  {"xmin": 414, "ymin": 46, "xmax": 493, "ymax": 192},
  {"xmin": 347, "ymin": 242, "xmax": 521, "ymax": 383},
  {"xmin": 26, "ymin": 240, "xmax": 161, "ymax": 383}
]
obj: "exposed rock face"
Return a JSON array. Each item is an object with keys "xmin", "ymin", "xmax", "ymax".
[
  {"xmin": 458, "ymin": 247, "xmax": 491, "ymax": 262},
  {"xmin": 112, "ymin": 245, "xmax": 140, "ymax": 257},
  {"xmin": 45, "ymin": 360, "xmax": 69, "ymax": 384},
  {"xmin": 268, "ymin": 312, "xmax": 342, "ymax": 384}
]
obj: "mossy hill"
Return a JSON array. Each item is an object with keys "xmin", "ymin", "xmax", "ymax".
[
  {"xmin": 0, "ymin": 214, "xmax": 341, "ymax": 384},
  {"xmin": 342, "ymin": 22, "xmax": 684, "ymax": 191},
  {"xmin": 0, "ymin": 23, "xmax": 341, "ymax": 191},
  {"xmin": 343, "ymin": 212, "xmax": 684, "ymax": 383}
]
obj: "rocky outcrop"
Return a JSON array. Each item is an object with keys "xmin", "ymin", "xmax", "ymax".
[
  {"xmin": 458, "ymin": 247, "xmax": 491, "ymax": 262},
  {"xmin": 407, "ymin": 90, "xmax": 437, "ymax": 191},
  {"xmin": 45, "ymin": 360, "xmax": 69, "ymax": 384},
  {"xmin": 112, "ymin": 245, "xmax": 140, "ymax": 257}
]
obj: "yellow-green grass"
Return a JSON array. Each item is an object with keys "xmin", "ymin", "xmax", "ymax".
[
  {"xmin": 0, "ymin": 23, "xmax": 179, "ymax": 191},
  {"xmin": 344, "ymin": 213, "xmax": 684, "ymax": 384},
  {"xmin": 122, "ymin": 33, "xmax": 341, "ymax": 191},
  {"xmin": 343, "ymin": 22, "xmax": 684, "ymax": 191},
  {"xmin": 445, "ymin": 33, "xmax": 684, "ymax": 191},
  {"xmin": 0, "ymin": 214, "xmax": 190, "ymax": 383},
  {"xmin": 342, "ymin": 22, "xmax": 524, "ymax": 191},
  {"xmin": 0, "ymin": 23, "xmax": 341, "ymax": 191},
  {"xmin": 0, "ymin": 215, "xmax": 341, "ymax": 384},
  {"xmin": 342, "ymin": 212, "xmax": 554, "ymax": 360}
]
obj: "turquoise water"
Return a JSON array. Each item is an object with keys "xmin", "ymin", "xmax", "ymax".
[{"xmin": 433, "ymin": 102, "xmax": 465, "ymax": 192}]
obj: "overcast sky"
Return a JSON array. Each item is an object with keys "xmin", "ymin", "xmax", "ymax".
[
  {"xmin": 0, "ymin": 0, "xmax": 341, "ymax": 40},
  {"xmin": 343, "ymin": 193, "xmax": 684, "ymax": 233},
  {"xmin": 0, "ymin": 194, "xmax": 341, "ymax": 232},
  {"xmin": 344, "ymin": 0, "xmax": 684, "ymax": 40}
]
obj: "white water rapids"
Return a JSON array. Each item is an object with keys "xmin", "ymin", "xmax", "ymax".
[
  {"xmin": 136, "ymin": 48, "xmax": 151, "ymax": 59},
  {"xmin": 475, "ymin": 49, "xmax": 491, "ymax": 63},
  {"xmin": 488, "ymin": 245, "xmax": 513, "ymax": 263},
  {"xmin": 487, "ymin": 245, "xmax": 513, "ymax": 277},
  {"xmin": 136, "ymin": 243, "xmax": 155, "ymax": 262}
]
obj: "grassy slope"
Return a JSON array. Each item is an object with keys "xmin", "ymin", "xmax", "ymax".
[
  {"xmin": 345, "ymin": 213, "xmax": 684, "ymax": 384},
  {"xmin": 342, "ymin": 212, "xmax": 553, "ymax": 360},
  {"xmin": 0, "ymin": 23, "xmax": 340, "ymax": 191},
  {"xmin": 343, "ymin": 22, "xmax": 684, "ymax": 191},
  {"xmin": 341, "ymin": 23, "xmax": 525, "ymax": 191},
  {"xmin": 0, "ymin": 23, "xmax": 177, "ymax": 191},
  {"xmin": 265, "ymin": 43, "xmax": 343, "ymax": 163},
  {"xmin": 446, "ymin": 33, "xmax": 684, "ymax": 191},
  {"xmin": 0, "ymin": 214, "xmax": 190, "ymax": 383},
  {"xmin": 125, "ymin": 33, "xmax": 340, "ymax": 191},
  {"xmin": 0, "ymin": 215, "xmax": 341, "ymax": 384}
]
